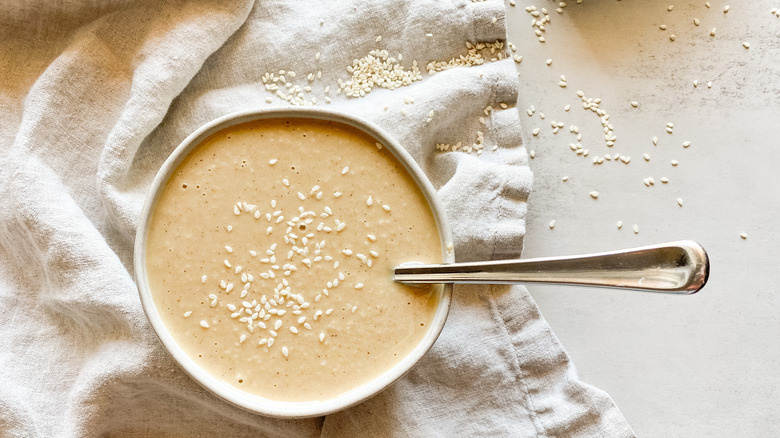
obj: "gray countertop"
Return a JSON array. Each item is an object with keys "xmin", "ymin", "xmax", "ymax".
[{"xmin": 506, "ymin": 1, "xmax": 780, "ymax": 436}]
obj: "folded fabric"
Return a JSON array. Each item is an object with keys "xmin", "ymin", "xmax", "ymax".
[{"xmin": 0, "ymin": 0, "xmax": 634, "ymax": 436}]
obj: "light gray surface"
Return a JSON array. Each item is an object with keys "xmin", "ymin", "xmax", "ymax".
[{"xmin": 506, "ymin": 1, "xmax": 780, "ymax": 436}]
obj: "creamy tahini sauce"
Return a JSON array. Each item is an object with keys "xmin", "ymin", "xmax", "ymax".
[{"xmin": 145, "ymin": 118, "xmax": 443, "ymax": 402}]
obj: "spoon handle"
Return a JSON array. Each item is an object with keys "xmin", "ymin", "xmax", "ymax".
[{"xmin": 394, "ymin": 240, "xmax": 709, "ymax": 294}]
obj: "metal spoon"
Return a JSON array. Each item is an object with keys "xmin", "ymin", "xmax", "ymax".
[{"xmin": 394, "ymin": 240, "xmax": 709, "ymax": 294}]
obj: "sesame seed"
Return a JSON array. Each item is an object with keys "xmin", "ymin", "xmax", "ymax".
[
  {"xmin": 183, "ymin": 311, "xmax": 192, "ymax": 317},
  {"xmin": 548, "ymin": 220, "xmax": 556, "ymax": 229},
  {"xmin": 562, "ymin": 176, "xmax": 569, "ymax": 182},
  {"xmin": 201, "ymin": 275, "xmax": 207, "ymax": 283},
  {"xmin": 740, "ymin": 233, "xmax": 748, "ymax": 239},
  {"xmin": 290, "ymin": 326, "xmax": 298, "ymax": 334},
  {"xmin": 367, "ymin": 234, "xmax": 377, "ymax": 242},
  {"xmin": 671, "ymin": 160, "xmax": 679, "ymax": 166},
  {"xmin": 661, "ymin": 177, "xmax": 669, "ymax": 183},
  {"xmin": 724, "ymin": 5, "xmax": 730, "ymax": 13},
  {"xmin": 341, "ymin": 166, "xmax": 349, "ymax": 175},
  {"xmin": 677, "ymin": 198, "xmax": 684, "ymax": 207},
  {"xmin": 282, "ymin": 346, "xmax": 289, "ymax": 358},
  {"xmin": 352, "ymin": 306, "xmax": 358, "ymax": 313},
  {"xmin": 631, "ymin": 101, "xmax": 639, "ymax": 108},
  {"xmin": 269, "ymin": 159, "xmax": 278, "ymax": 165},
  {"xmin": 382, "ymin": 204, "xmax": 391, "ymax": 212},
  {"xmin": 617, "ymin": 221, "xmax": 623, "ymax": 229},
  {"xmin": 267, "ymin": 338, "xmax": 275, "ymax": 347},
  {"xmin": 200, "ymin": 320, "xmax": 210, "ymax": 329},
  {"xmin": 366, "ymin": 196, "xmax": 373, "ymax": 206},
  {"xmin": 239, "ymin": 334, "xmax": 246, "ymax": 344},
  {"xmin": 590, "ymin": 191, "xmax": 599, "ymax": 199},
  {"xmin": 742, "ymin": 42, "xmax": 750, "ymax": 49},
  {"xmin": 224, "ymin": 259, "xmax": 231, "ymax": 268},
  {"xmin": 546, "ymin": 58, "xmax": 552, "ymax": 65},
  {"xmin": 355, "ymin": 283, "xmax": 364, "ymax": 290},
  {"xmin": 319, "ymin": 332, "xmax": 325, "ymax": 342},
  {"xmin": 633, "ymin": 224, "xmax": 639, "ymax": 234}
]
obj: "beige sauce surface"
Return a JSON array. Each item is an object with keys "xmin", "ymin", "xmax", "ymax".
[{"xmin": 145, "ymin": 118, "xmax": 443, "ymax": 402}]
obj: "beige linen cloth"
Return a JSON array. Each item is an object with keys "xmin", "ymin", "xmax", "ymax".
[{"xmin": 0, "ymin": 0, "xmax": 634, "ymax": 436}]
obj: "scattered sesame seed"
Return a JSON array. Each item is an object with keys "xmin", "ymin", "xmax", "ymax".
[
  {"xmin": 683, "ymin": 141, "xmax": 691, "ymax": 148},
  {"xmin": 319, "ymin": 332, "xmax": 325, "ymax": 342},
  {"xmin": 282, "ymin": 346, "xmax": 289, "ymax": 357},
  {"xmin": 269, "ymin": 159, "xmax": 278, "ymax": 165},
  {"xmin": 724, "ymin": 5, "xmax": 730, "ymax": 13},
  {"xmin": 532, "ymin": 128, "xmax": 541, "ymax": 136},
  {"xmin": 367, "ymin": 234, "xmax": 377, "ymax": 242},
  {"xmin": 633, "ymin": 224, "xmax": 639, "ymax": 234},
  {"xmin": 366, "ymin": 196, "xmax": 373, "ymax": 206},
  {"xmin": 200, "ymin": 320, "xmax": 210, "ymax": 329},
  {"xmin": 183, "ymin": 311, "xmax": 193, "ymax": 317},
  {"xmin": 341, "ymin": 166, "xmax": 349, "ymax": 175},
  {"xmin": 631, "ymin": 101, "xmax": 639, "ymax": 108},
  {"xmin": 677, "ymin": 198, "xmax": 684, "ymax": 207},
  {"xmin": 617, "ymin": 221, "xmax": 623, "ymax": 229},
  {"xmin": 201, "ymin": 275, "xmax": 207, "ymax": 283},
  {"xmin": 643, "ymin": 154, "xmax": 651, "ymax": 161},
  {"xmin": 224, "ymin": 259, "xmax": 231, "ymax": 268},
  {"xmin": 549, "ymin": 220, "xmax": 556, "ymax": 229},
  {"xmin": 671, "ymin": 160, "xmax": 679, "ymax": 166},
  {"xmin": 742, "ymin": 42, "xmax": 750, "ymax": 49},
  {"xmin": 546, "ymin": 58, "xmax": 552, "ymax": 65},
  {"xmin": 590, "ymin": 191, "xmax": 599, "ymax": 199},
  {"xmin": 562, "ymin": 176, "xmax": 569, "ymax": 181},
  {"xmin": 740, "ymin": 233, "xmax": 748, "ymax": 239},
  {"xmin": 355, "ymin": 283, "xmax": 364, "ymax": 290}
]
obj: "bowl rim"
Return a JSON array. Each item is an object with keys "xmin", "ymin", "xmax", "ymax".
[{"xmin": 133, "ymin": 107, "xmax": 455, "ymax": 418}]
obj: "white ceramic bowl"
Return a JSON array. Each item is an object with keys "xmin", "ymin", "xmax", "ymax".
[{"xmin": 134, "ymin": 108, "xmax": 454, "ymax": 418}]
